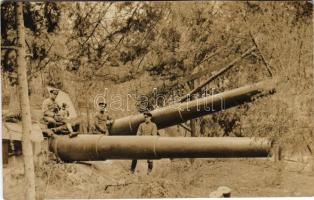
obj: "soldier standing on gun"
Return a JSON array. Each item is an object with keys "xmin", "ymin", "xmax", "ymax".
[
  {"xmin": 130, "ymin": 111, "xmax": 158, "ymax": 175},
  {"xmin": 94, "ymin": 102, "xmax": 113, "ymax": 135}
]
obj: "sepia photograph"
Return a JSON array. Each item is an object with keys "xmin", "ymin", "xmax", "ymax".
[{"xmin": 1, "ymin": 1, "xmax": 313, "ymax": 199}]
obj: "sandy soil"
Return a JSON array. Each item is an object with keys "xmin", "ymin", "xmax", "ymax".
[{"xmin": 3, "ymin": 154, "xmax": 314, "ymax": 199}]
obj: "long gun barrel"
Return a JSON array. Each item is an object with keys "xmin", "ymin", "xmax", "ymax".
[
  {"xmin": 109, "ymin": 80, "xmax": 275, "ymax": 135},
  {"xmin": 49, "ymin": 135, "xmax": 272, "ymax": 162}
]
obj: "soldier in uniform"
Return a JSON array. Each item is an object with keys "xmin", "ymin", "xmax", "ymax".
[
  {"xmin": 42, "ymin": 89, "xmax": 61, "ymax": 126},
  {"xmin": 59, "ymin": 103, "xmax": 70, "ymax": 119},
  {"xmin": 130, "ymin": 111, "xmax": 158, "ymax": 174},
  {"xmin": 41, "ymin": 89, "xmax": 78, "ymax": 138},
  {"xmin": 94, "ymin": 102, "xmax": 113, "ymax": 135},
  {"xmin": 58, "ymin": 102, "xmax": 78, "ymax": 137}
]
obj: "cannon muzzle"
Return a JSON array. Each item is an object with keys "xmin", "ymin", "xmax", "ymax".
[{"xmin": 49, "ymin": 135, "xmax": 272, "ymax": 162}]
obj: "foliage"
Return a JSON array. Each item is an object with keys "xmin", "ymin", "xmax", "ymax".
[
  {"xmin": 1, "ymin": 2, "xmax": 61, "ymax": 86},
  {"xmin": 66, "ymin": 3, "xmax": 163, "ymax": 77},
  {"xmin": 214, "ymin": 2, "xmax": 313, "ymax": 150},
  {"xmin": 1, "ymin": 1, "xmax": 312, "ymax": 150}
]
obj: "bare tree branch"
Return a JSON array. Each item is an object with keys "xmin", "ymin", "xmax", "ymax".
[{"xmin": 178, "ymin": 46, "xmax": 256, "ymax": 102}]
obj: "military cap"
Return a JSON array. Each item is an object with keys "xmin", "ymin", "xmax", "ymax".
[
  {"xmin": 98, "ymin": 102, "xmax": 107, "ymax": 107},
  {"xmin": 143, "ymin": 111, "xmax": 152, "ymax": 117},
  {"xmin": 50, "ymin": 89, "xmax": 59, "ymax": 95}
]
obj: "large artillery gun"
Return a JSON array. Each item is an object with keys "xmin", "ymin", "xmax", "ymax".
[
  {"xmin": 49, "ymin": 80, "xmax": 276, "ymax": 162},
  {"xmin": 108, "ymin": 80, "xmax": 274, "ymax": 135}
]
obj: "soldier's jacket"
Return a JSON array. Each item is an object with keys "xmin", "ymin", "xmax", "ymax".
[
  {"xmin": 42, "ymin": 98, "xmax": 59, "ymax": 117},
  {"xmin": 57, "ymin": 109, "xmax": 70, "ymax": 122},
  {"xmin": 59, "ymin": 109, "xmax": 69, "ymax": 119},
  {"xmin": 94, "ymin": 112, "xmax": 112, "ymax": 134},
  {"xmin": 137, "ymin": 121, "xmax": 158, "ymax": 136}
]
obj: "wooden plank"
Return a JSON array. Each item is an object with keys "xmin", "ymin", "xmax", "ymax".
[
  {"xmin": 2, "ymin": 122, "xmax": 43, "ymax": 142},
  {"xmin": 2, "ymin": 140, "xmax": 9, "ymax": 165}
]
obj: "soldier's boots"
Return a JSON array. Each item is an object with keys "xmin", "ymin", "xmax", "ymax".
[
  {"xmin": 43, "ymin": 129, "xmax": 55, "ymax": 138},
  {"xmin": 50, "ymin": 124, "xmax": 78, "ymax": 138},
  {"xmin": 51, "ymin": 125, "xmax": 67, "ymax": 134},
  {"xmin": 130, "ymin": 160, "xmax": 137, "ymax": 174},
  {"xmin": 147, "ymin": 160, "xmax": 153, "ymax": 175}
]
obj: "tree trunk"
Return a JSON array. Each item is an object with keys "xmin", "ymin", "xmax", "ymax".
[
  {"xmin": 8, "ymin": 84, "xmax": 21, "ymax": 116},
  {"xmin": 16, "ymin": 2, "xmax": 36, "ymax": 199},
  {"xmin": 190, "ymin": 119, "xmax": 198, "ymax": 137},
  {"xmin": 85, "ymin": 94, "xmax": 90, "ymax": 132},
  {"xmin": 189, "ymin": 80, "xmax": 200, "ymax": 137}
]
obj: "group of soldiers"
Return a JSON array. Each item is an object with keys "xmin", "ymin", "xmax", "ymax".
[{"xmin": 41, "ymin": 88, "xmax": 157, "ymax": 174}]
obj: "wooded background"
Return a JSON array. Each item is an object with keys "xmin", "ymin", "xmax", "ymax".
[{"xmin": 1, "ymin": 1, "xmax": 313, "ymax": 149}]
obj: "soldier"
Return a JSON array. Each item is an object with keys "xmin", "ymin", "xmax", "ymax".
[
  {"xmin": 130, "ymin": 111, "xmax": 157, "ymax": 175},
  {"xmin": 59, "ymin": 103, "xmax": 70, "ymax": 119},
  {"xmin": 58, "ymin": 103, "xmax": 78, "ymax": 138},
  {"xmin": 42, "ymin": 89, "xmax": 60, "ymax": 126},
  {"xmin": 42, "ymin": 89, "xmax": 78, "ymax": 138},
  {"xmin": 94, "ymin": 102, "xmax": 113, "ymax": 135}
]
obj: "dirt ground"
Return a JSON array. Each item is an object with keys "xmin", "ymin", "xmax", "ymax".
[{"xmin": 3, "ymin": 152, "xmax": 314, "ymax": 199}]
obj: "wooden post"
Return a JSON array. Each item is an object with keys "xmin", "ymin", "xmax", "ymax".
[
  {"xmin": 85, "ymin": 93, "xmax": 90, "ymax": 132},
  {"xmin": 16, "ymin": 2, "xmax": 36, "ymax": 199},
  {"xmin": 272, "ymin": 140, "xmax": 281, "ymax": 162},
  {"xmin": 2, "ymin": 140, "xmax": 9, "ymax": 165},
  {"xmin": 188, "ymin": 80, "xmax": 199, "ymax": 137}
]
